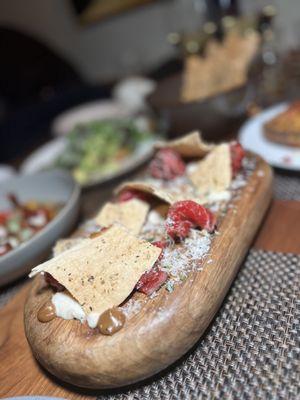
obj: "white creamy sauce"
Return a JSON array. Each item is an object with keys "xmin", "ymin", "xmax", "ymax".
[
  {"xmin": 52, "ymin": 292, "xmax": 100, "ymax": 327},
  {"xmin": 87, "ymin": 312, "xmax": 101, "ymax": 328}
]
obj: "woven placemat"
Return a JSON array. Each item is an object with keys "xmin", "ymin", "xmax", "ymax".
[
  {"xmin": 274, "ymin": 171, "xmax": 300, "ymax": 200},
  {"xmin": 0, "ymin": 250, "xmax": 299, "ymax": 399},
  {"xmin": 96, "ymin": 250, "xmax": 300, "ymax": 400}
]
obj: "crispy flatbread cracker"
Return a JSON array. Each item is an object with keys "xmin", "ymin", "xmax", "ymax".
[
  {"xmin": 53, "ymin": 238, "xmax": 86, "ymax": 257},
  {"xmin": 95, "ymin": 199, "xmax": 149, "ymax": 235},
  {"xmin": 155, "ymin": 131, "xmax": 213, "ymax": 158},
  {"xmin": 116, "ymin": 178, "xmax": 206, "ymax": 205},
  {"xmin": 181, "ymin": 31, "xmax": 260, "ymax": 103},
  {"xmin": 30, "ymin": 225, "xmax": 161, "ymax": 315},
  {"xmin": 188, "ymin": 144, "xmax": 232, "ymax": 195},
  {"xmin": 116, "ymin": 181, "xmax": 175, "ymax": 204}
]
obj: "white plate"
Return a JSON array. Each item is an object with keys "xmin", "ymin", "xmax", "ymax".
[
  {"xmin": 239, "ymin": 102, "xmax": 300, "ymax": 171},
  {"xmin": 52, "ymin": 100, "xmax": 131, "ymax": 136},
  {"xmin": 21, "ymin": 136, "xmax": 157, "ymax": 188}
]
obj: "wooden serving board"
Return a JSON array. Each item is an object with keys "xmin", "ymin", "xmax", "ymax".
[
  {"xmin": 1, "ymin": 156, "xmax": 277, "ymax": 396},
  {"xmin": 2, "ymin": 198, "xmax": 300, "ymax": 398}
]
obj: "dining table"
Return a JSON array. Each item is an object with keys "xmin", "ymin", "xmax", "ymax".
[{"xmin": 0, "ymin": 143, "xmax": 300, "ymax": 400}]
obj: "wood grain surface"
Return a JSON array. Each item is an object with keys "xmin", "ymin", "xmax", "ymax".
[{"xmin": 2, "ymin": 165, "xmax": 299, "ymax": 396}]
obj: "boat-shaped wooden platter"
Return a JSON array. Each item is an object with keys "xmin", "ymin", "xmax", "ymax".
[{"xmin": 24, "ymin": 154, "xmax": 273, "ymax": 389}]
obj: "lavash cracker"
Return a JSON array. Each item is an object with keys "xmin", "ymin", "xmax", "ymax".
[
  {"xmin": 116, "ymin": 181, "xmax": 175, "ymax": 204},
  {"xmin": 53, "ymin": 238, "xmax": 87, "ymax": 257},
  {"xmin": 155, "ymin": 131, "xmax": 213, "ymax": 158},
  {"xmin": 95, "ymin": 199, "xmax": 149, "ymax": 235},
  {"xmin": 30, "ymin": 225, "xmax": 161, "ymax": 315},
  {"xmin": 188, "ymin": 143, "xmax": 232, "ymax": 197},
  {"xmin": 116, "ymin": 179, "xmax": 209, "ymax": 206}
]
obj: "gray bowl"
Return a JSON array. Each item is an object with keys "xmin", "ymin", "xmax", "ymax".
[{"xmin": 0, "ymin": 170, "xmax": 80, "ymax": 286}]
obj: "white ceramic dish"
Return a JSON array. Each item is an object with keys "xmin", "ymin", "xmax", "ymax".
[
  {"xmin": 239, "ymin": 102, "xmax": 300, "ymax": 171},
  {"xmin": 20, "ymin": 136, "xmax": 158, "ymax": 188},
  {"xmin": 51, "ymin": 100, "xmax": 131, "ymax": 137},
  {"xmin": 0, "ymin": 170, "xmax": 80, "ymax": 286}
]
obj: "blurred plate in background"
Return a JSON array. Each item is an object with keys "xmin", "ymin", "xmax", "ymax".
[
  {"xmin": 21, "ymin": 133, "xmax": 159, "ymax": 189},
  {"xmin": 51, "ymin": 100, "xmax": 131, "ymax": 136},
  {"xmin": 0, "ymin": 170, "xmax": 80, "ymax": 286},
  {"xmin": 239, "ymin": 102, "xmax": 300, "ymax": 171}
]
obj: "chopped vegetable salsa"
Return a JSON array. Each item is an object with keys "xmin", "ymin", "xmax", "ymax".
[{"xmin": 0, "ymin": 194, "xmax": 60, "ymax": 257}]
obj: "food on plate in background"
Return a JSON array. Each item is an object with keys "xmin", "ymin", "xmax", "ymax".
[
  {"xmin": 0, "ymin": 194, "xmax": 60, "ymax": 257},
  {"xmin": 263, "ymin": 101, "xmax": 300, "ymax": 147},
  {"xmin": 181, "ymin": 31, "xmax": 260, "ymax": 103},
  {"xmin": 54, "ymin": 118, "xmax": 153, "ymax": 184}
]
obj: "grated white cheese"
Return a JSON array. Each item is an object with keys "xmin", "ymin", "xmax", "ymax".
[
  {"xmin": 122, "ymin": 297, "xmax": 143, "ymax": 317},
  {"xmin": 230, "ymin": 174, "xmax": 247, "ymax": 190},
  {"xmin": 205, "ymin": 190, "xmax": 231, "ymax": 203},
  {"xmin": 160, "ymin": 229, "xmax": 211, "ymax": 285}
]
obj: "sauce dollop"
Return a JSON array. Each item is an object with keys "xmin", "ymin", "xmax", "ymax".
[
  {"xmin": 98, "ymin": 307, "xmax": 126, "ymax": 335},
  {"xmin": 37, "ymin": 301, "xmax": 56, "ymax": 323}
]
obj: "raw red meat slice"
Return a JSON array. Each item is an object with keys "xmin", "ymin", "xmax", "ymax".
[
  {"xmin": 118, "ymin": 189, "xmax": 149, "ymax": 203},
  {"xmin": 230, "ymin": 141, "xmax": 245, "ymax": 176},
  {"xmin": 149, "ymin": 148, "xmax": 186, "ymax": 180},
  {"xmin": 44, "ymin": 272, "xmax": 65, "ymax": 292},
  {"xmin": 136, "ymin": 269, "xmax": 168, "ymax": 296},
  {"xmin": 166, "ymin": 200, "xmax": 216, "ymax": 240}
]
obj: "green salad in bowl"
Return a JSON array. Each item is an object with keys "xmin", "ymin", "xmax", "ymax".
[{"xmin": 54, "ymin": 119, "xmax": 155, "ymax": 185}]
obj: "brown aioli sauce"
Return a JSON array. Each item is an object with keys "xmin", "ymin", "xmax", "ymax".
[
  {"xmin": 98, "ymin": 307, "xmax": 126, "ymax": 335},
  {"xmin": 37, "ymin": 301, "xmax": 56, "ymax": 323}
]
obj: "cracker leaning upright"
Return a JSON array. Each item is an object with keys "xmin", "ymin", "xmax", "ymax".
[{"xmin": 155, "ymin": 131, "xmax": 214, "ymax": 158}]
